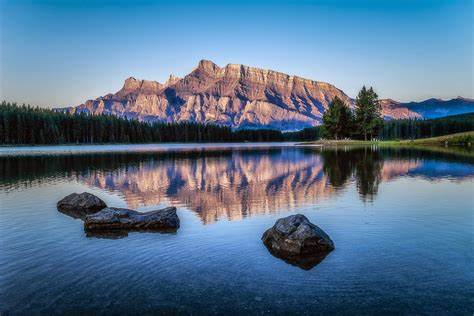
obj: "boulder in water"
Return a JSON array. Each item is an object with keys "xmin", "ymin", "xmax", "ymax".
[
  {"xmin": 84, "ymin": 207, "xmax": 180, "ymax": 232},
  {"xmin": 57, "ymin": 192, "xmax": 107, "ymax": 219},
  {"xmin": 262, "ymin": 214, "xmax": 334, "ymax": 269}
]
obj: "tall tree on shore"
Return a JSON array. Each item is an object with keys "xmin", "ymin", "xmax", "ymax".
[
  {"xmin": 322, "ymin": 96, "xmax": 353, "ymax": 140},
  {"xmin": 355, "ymin": 86, "xmax": 383, "ymax": 141}
]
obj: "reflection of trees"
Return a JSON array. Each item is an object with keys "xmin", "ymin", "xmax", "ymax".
[
  {"xmin": 2, "ymin": 145, "xmax": 471, "ymax": 209},
  {"xmin": 321, "ymin": 149, "xmax": 356, "ymax": 188},
  {"xmin": 354, "ymin": 148, "xmax": 383, "ymax": 202},
  {"xmin": 321, "ymin": 147, "xmax": 384, "ymax": 201},
  {"xmin": 0, "ymin": 149, "xmax": 339, "ymax": 223}
]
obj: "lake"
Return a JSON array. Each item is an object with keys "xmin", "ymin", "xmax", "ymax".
[{"xmin": 0, "ymin": 144, "xmax": 473, "ymax": 314}]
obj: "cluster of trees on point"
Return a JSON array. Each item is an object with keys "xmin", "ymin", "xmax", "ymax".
[
  {"xmin": 322, "ymin": 86, "xmax": 383, "ymax": 140},
  {"xmin": 313, "ymin": 111, "xmax": 473, "ymax": 142},
  {"xmin": 320, "ymin": 87, "xmax": 474, "ymax": 141},
  {"xmin": 0, "ymin": 102, "xmax": 283, "ymax": 145}
]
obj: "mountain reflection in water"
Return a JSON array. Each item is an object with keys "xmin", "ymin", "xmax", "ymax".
[{"xmin": 1, "ymin": 146, "xmax": 473, "ymax": 224}]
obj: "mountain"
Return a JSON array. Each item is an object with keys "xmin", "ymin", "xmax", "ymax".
[
  {"xmin": 63, "ymin": 60, "xmax": 473, "ymax": 131},
  {"xmin": 380, "ymin": 97, "xmax": 474, "ymax": 119}
]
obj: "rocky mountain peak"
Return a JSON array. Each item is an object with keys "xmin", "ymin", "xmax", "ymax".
[
  {"xmin": 165, "ymin": 74, "xmax": 180, "ymax": 86},
  {"xmin": 196, "ymin": 59, "xmax": 222, "ymax": 76},
  {"xmin": 123, "ymin": 77, "xmax": 141, "ymax": 91},
  {"xmin": 65, "ymin": 59, "xmax": 471, "ymax": 130},
  {"xmin": 140, "ymin": 80, "xmax": 163, "ymax": 92},
  {"xmin": 121, "ymin": 77, "xmax": 162, "ymax": 95}
]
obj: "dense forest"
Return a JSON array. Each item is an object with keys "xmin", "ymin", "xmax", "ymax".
[
  {"xmin": 379, "ymin": 113, "xmax": 474, "ymax": 140},
  {"xmin": 283, "ymin": 126, "xmax": 323, "ymax": 141},
  {"xmin": 0, "ymin": 101, "xmax": 472, "ymax": 145},
  {"xmin": 0, "ymin": 102, "xmax": 283, "ymax": 144},
  {"xmin": 297, "ymin": 113, "xmax": 474, "ymax": 141}
]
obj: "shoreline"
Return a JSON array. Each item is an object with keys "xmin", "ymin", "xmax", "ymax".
[
  {"xmin": 299, "ymin": 131, "xmax": 474, "ymax": 147},
  {"xmin": 0, "ymin": 142, "xmax": 299, "ymax": 157},
  {"xmin": 0, "ymin": 131, "xmax": 472, "ymax": 153}
]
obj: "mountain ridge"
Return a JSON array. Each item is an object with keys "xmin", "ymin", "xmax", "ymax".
[{"xmin": 62, "ymin": 60, "xmax": 473, "ymax": 131}]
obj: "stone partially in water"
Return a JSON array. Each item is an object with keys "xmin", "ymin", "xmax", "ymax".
[
  {"xmin": 262, "ymin": 214, "xmax": 334, "ymax": 270},
  {"xmin": 57, "ymin": 192, "xmax": 107, "ymax": 219},
  {"xmin": 84, "ymin": 207, "xmax": 180, "ymax": 232}
]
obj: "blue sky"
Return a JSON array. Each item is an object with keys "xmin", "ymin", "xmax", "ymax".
[{"xmin": 0, "ymin": 0, "xmax": 472, "ymax": 107}]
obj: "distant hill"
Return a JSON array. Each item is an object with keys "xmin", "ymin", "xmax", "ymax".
[
  {"xmin": 61, "ymin": 60, "xmax": 474, "ymax": 131},
  {"xmin": 380, "ymin": 97, "xmax": 474, "ymax": 119}
]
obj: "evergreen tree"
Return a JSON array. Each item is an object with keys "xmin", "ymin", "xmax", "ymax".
[
  {"xmin": 322, "ymin": 96, "xmax": 353, "ymax": 140},
  {"xmin": 355, "ymin": 86, "xmax": 383, "ymax": 140}
]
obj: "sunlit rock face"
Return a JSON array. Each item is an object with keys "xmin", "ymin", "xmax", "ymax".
[
  {"xmin": 63, "ymin": 60, "xmax": 425, "ymax": 131},
  {"xmin": 379, "ymin": 99, "xmax": 422, "ymax": 120},
  {"xmin": 81, "ymin": 150, "xmax": 336, "ymax": 224}
]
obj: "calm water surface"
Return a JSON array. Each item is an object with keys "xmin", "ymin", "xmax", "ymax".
[{"xmin": 1, "ymin": 144, "xmax": 473, "ymax": 314}]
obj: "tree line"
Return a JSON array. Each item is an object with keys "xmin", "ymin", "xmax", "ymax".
[
  {"xmin": 0, "ymin": 102, "xmax": 283, "ymax": 145},
  {"xmin": 1, "ymin": 100, "xmax": 472, "ymax": 145},
  {"xmin": 379, "ymin": 112, "xmax": 474, "ymax": 140},
  {"xmin": 308, "ymin": 112, "xmax": 473, "ymax": 141}
]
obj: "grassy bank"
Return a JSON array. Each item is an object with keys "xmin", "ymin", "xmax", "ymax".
[{"xmin": 302, "ymin": 131, "xmax": 474, "ymax": 147}]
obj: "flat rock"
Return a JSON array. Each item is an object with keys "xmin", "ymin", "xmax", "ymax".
[
  {"xmin": 57, "ymin": 192, "xmax": 107, "ymax": 219},
  {"xmin": 84, "ymin": 207, "xmax": 180, "ymax": 232},
  {"xmin": 262, "ymin": 214, "xmax": 334, "ymax": 269}
]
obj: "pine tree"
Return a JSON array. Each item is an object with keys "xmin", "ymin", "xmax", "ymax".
[
  {"xmin": 322, "ymin": 96, "xmax": 353, "ymax": 140},
  {"xmin": 355, "ymin": 86, "xmax": 383, "ymax": 140}
]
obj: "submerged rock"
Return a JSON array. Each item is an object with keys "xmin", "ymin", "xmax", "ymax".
[
  {"xmin": 57, "ymin": 192, "xmax": 107, "ymax": 219},
  {"xmin": 262, "ymin": 214, "xmax": 334, "ymax": 270},
  {"xmin": 265, "ymin": 247, "xmax": 331, "ymax": 270},
  {"xmin": 84, "ymin": 207, "xmax": 180, "ymax": 232}
]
